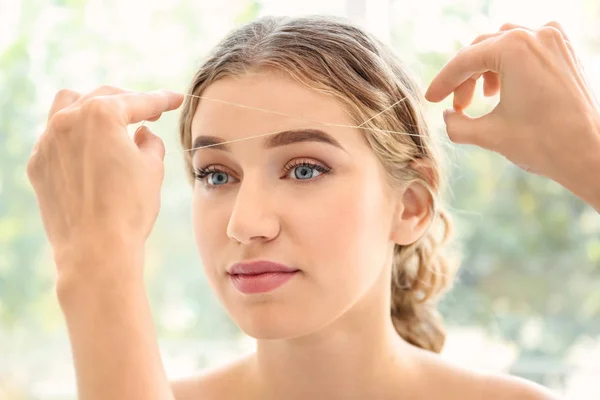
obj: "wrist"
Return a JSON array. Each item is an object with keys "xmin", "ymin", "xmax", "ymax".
[
  {"xmin": 578, "ymin": 108, "xmax": 600, "ymax": 211},
  {"xmin": 55, "ymin": 239, "xmax": 145, "ymax": 305},
  {"xmin": 592, "ymin": 112, "xmax": 600, "ymax": 210},
  {"xmin": 556, "ymin": 107, "xmax": 600, "ymax": 212}
]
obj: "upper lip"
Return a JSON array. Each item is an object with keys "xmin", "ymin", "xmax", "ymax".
[{"xmin": 228, "ymin": 260, "xmax": 299, "ymax": 275}]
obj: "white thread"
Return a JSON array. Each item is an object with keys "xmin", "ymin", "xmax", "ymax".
[
  {"xmin": 358, "ymin": 97, "xmax": 410, "ymax": 127},
  {"xmin": 161, "ymin": 93, "xmax": 422, "ymax": 156}
]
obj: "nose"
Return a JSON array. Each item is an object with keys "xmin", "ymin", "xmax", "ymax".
[{"xmin": 226, "ymin": 177, "xmax": 280, "ymax": 245}]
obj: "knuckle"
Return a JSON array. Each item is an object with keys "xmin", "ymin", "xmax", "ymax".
[
  {"xmin": 538, "ymin": 26, "xmax": 562, "ymax": 41},
  {"xmin": 54, "ymin": 88, "xmax": 77, "ymax": 103},
  {"xmin": 504, "ymin": 28, "xmax": 532, "ymax": 43},
  {"xmin": 81, "ymin": 97, "xmax": 117, "ymax": 119},
  {"xmin": 502, "ymin": 29, "xmax": 533, "ymax": 55},
  {"xmin": 96, "ymin": 84, "xmax": 120, "ymax": 93},
  {"xmin": 499, "ymin": 22, "xmax": 515, "ymax": 31},
  {"xmin": 544, "ymin": 20, "xmax": 563, "ymax": 30},
  {"xmin": 48, "ymin": 109, "xmax": 74, "ymax": 131}
]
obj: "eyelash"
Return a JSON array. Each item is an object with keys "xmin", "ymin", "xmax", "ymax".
[
  {"xmin": 193, "ymin": 159, "xmax": 332, "ymax": 189},
  {"xmin": 193, "ymin": 166, "xmax": 224, "ymax": 185},
  {"xmin": 284, "ymin": 160, "xmax": 331, "ymax": 180}
]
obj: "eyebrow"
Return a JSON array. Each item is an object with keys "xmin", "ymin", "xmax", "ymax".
[{"xmin": 190, "ymin": 128, "xmax": 346, "ymax": 155}]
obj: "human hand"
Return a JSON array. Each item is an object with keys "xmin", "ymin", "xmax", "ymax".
[
  {"xmin": 425, "ymin": 22, "xmax": 600, "ymax": 204},
  {"xmin": 27, "ymin": 86, "xmax": 184, "ymax": 278}
]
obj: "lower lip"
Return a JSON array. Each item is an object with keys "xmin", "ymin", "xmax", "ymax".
[{"xmin": 229, "ymin": 271, "xmax": 299, "ymax": 294}]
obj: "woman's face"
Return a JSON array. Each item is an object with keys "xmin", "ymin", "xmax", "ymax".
[{"xmin": 190, "ymin": 70, "xmax": 411, "ymax": 339}]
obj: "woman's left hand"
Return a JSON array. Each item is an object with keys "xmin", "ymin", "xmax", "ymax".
[{"xmin": 425, "ymin": 21, "xmax": 600, "ymax": 210}]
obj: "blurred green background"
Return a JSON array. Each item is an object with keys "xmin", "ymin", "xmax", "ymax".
[{"xmin": 1, "ymin": 0, "xmax": 599, "ymax": 398}]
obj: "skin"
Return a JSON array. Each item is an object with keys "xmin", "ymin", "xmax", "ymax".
[
  {"xmin": 426, "ymin": 21, "xmax": 600, "ymax": 212},
  {"xmin": 28, "ymin": 87, "xmax": 184, "ymax": 400},
  {"xmin": 185, "ymin": 69, "xmax": 430, "ymax": 400},
  {"xmin": 27, "ymin": 21, "xmax": 598, "ymax": 400}
]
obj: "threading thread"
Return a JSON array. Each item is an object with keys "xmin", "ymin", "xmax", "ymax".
[{"xmin": 148, "ymin": 94, "xmax": 428, "ymax": 156}]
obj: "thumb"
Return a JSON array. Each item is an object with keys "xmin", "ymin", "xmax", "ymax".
[
  {"xmin": 443, "ymin": 109, "xmax": 500, "ymax": 150},
  {"xmin": 134, "ymin": 124, "xmax": 166, "ymax": 162}
]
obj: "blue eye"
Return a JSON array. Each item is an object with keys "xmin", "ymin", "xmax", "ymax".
[
  {"xmin": 193, "ymin": 167, "xmax": 232, "ymax": 187},
  {"xmin": 285, "ymin": 161, "xmax": 330, "ymax": 181},
  {"xmin": 193, "ymin": 160, "xmax": 331, "ymax": 189},
  {"xmin": 292, "ymin": 165, "xmax": 320, "ymax": 180},
  {"xmin": 208, "ymin": 172, "xmax": 229, "ymax": 185}
]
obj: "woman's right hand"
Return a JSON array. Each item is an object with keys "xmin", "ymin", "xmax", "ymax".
[{"xmin": 27, "ymin": 86, "xmax": 184, "ymax": 282}]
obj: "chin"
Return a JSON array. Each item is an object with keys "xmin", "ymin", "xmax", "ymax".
[
  {"xmin": 230, "ymin": 302, "xmax": 326, "ymax": 340},
  {"xmin": 242, "ymin": 326, "xmax": 297, "ymax": 340}
]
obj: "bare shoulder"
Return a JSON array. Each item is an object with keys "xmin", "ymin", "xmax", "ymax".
[
  {"xmin": 170, "ymin": 354, "xmax": 253, "ymax": 400},
  {"xmin": 474, "ymin": 373, "xmax": 562, "ymax": 400},
  {"xmin": 410, "ymin": 347, "xmax": 561, "ymax": 400}
]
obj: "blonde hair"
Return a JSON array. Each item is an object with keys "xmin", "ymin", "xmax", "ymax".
[{"xmin": 179, "ymin": 15, "xmax": 458, "ymax": 353}]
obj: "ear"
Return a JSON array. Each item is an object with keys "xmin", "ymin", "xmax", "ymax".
[{"xmin": 390, "ymin": 161, "xmax": 436, "ymax": 246}]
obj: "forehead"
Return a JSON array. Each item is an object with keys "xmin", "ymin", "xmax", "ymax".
[{"xmin": 190, "ymin": 71, "xmax": 356, "ymax": 138}]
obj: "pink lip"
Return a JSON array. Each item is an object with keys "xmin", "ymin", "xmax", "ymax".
[{"xmin": 228, "ymin": 261, "xmax": 299, "ymax": 294}]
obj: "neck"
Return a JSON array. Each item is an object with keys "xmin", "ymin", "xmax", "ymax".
[{"xmin": 248, "ymin": 265, "xmax": 418, "ymax": 400}]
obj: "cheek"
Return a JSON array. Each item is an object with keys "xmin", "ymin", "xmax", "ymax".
[
  {"xmin": 192, "ymin": 192, "xmax": 230, "ymax": 277},
  {"xmin": 295, "ymin": 176, "xmax": 392, "ymax": 283}
]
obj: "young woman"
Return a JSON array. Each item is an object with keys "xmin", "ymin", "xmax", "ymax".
[{"xmin": 27, "ymin": 15, "xmax": 599, "ymax": 400}]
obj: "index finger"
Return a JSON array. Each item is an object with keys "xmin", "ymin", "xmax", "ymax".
[
  {"xmin": 115, "ymin": 90, "xmax": 185, "ymax": 124},
  {"xmin": 424, "ymin": 38, "xmax": 503, "ymax": 103}
]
